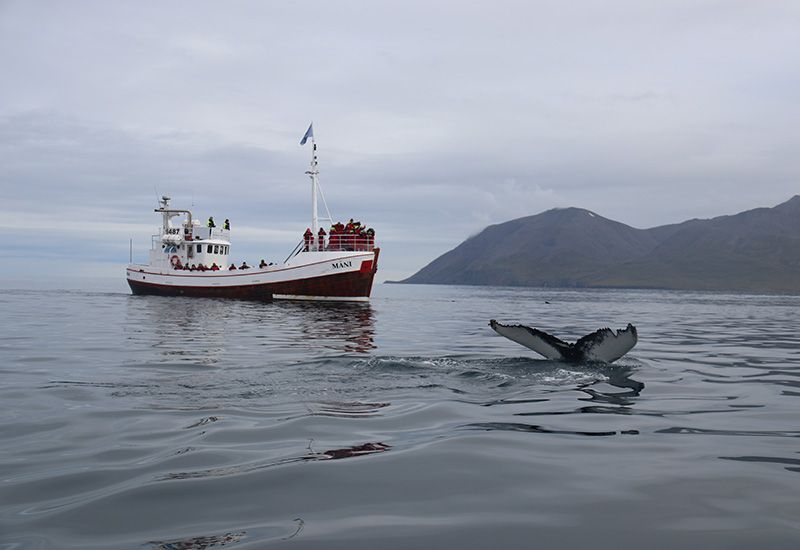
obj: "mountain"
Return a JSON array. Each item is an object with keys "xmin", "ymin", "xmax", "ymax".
[{"xmin": 399, "ymin": 196, "xmax": 800, "ymax": 293}]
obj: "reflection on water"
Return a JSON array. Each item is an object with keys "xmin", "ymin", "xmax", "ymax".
[
  {"xmin": 276, "ymin": 300, "xmax": 376, "ymax": 354},
  {"xmin": 719, "ymin": 455, "xmax": 800, "ymax": 473},
  {"xmin": 149, "ymin": 530, "xmax": 246, "ymax": 550},
  {"xmin": 124, "ymin": 296, "xmax": 376, "ymax": 362},
  {"xmin": 465, "ymin": 422, "xmax": 640, "ymax": 437},
  {"xmin": 146, "ymin": 518, "xmax": 305, "ymax": 549},
  {"xmin": 464, "ymin": 365, "xmax": 645, "ymax": 436},
  {"xmin": 159, "ymin": 441, "xmax": 392, "ymax": 481},
  {"xmin": 311, "ymin": 441, "xmax": 391, "ymax": 460},
  {"xmin": 578, "ymin": 365, "xmax": 645, "ymax": 405},
  {"xmin": 124, "ymin": 296, "xmax": 231, "ymax": 365},
  {"xmin": 308, "ymin": 400, "xmax": 391, "ymax": 418}
]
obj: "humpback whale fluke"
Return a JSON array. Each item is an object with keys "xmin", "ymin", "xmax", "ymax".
[{"xmin": 489, "ymin": 320, "xmax": 638, "ymax": 363}]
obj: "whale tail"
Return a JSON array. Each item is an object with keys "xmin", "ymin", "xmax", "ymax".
[{"xmin": 489, "ymin": 320, "xmax": 637, "ymax": 363}]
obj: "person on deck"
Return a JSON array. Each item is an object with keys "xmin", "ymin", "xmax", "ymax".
[
  {"xmin": 328, "ymin": 224, "xmax": 336, "ymax": 250},
  {"xmin": 229, "ymin": 264, "xmax": 237, "ymax": 270},
  {"xmin": 240, "ymin": 261, "xmax": 250, "ymax": 269},
  {"xmin": 211, "ymin": 263, "xmax": 220, "ymax": 271},
  {"xmin": 223, "ymin": 219, "xmax": 230, "ymax": 230},
  {"xmin": 259, "ymin": 259, "xmax": 267, "ymax": 268},
  {"xmin": 303, "ymin": 228, "xmax": 313, "ymax": 251},
  {"xmin": 318, "ymin": 228, "xmax": 326, "ymax": 250},
  {"xmin": 207, "ymin": 217, "xmax": 215, "ymax": 228},
  {"xmin": 366, "ymin": 227, "xmax": 375, "ymax": 249}
]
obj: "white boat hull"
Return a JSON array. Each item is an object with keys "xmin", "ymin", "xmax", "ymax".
[{"xmin": 126, "ymin": 249, "xmax": 379, "ymax": 301}]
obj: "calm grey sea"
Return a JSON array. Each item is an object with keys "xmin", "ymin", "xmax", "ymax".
[{"xmin": 1, "ymin": 282, "xmax": 799, "ymax": 549}]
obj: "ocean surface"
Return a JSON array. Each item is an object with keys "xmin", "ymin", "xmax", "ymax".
[{"xmin": 1, "ymin": 282, "xmax": 799, "ymax": 549}]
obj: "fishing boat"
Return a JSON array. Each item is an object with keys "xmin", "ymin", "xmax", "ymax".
[{"xmin": 125, "ymin": 129, "xmax": 379, "ymax": 301}]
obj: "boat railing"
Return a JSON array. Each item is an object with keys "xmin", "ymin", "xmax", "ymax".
[
  {"xmin": 191, "ymin": 227, "xmax": 230, "ymax": 241},
  {"xmin": 323, "ymin": 234, "xmax": 375, "ymax": 252},
  {"xmin": 301, "ymin": 234, "xmax": 376, "ymax": 253}
]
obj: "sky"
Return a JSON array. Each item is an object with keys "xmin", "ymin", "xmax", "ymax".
[{"xmin": 1, "ymin": 0, "xmax": 799, "ymax": 285}]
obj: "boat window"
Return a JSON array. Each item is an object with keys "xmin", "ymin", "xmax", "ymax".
[
  {"xmin": 214, "ymin": 245, "xmax": 219, "ymax": 254},
  {"xmin": 207, "ymin": 244, "xmax": 212, "ymax": 253},
  {"xmin": 224, "ymin": 246, "xmax": 228, "ymax": 254},
  {"xmin": 196, "ymin": 244, "xmax": 201, "ymax": 253}
]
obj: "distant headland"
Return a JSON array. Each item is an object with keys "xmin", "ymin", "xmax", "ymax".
[{"xmin": 394, "ymin": 195, "xmax": 800, "ymax": 293}]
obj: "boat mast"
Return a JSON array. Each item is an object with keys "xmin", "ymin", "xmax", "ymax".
[
  {"xmin": 308, "ymin": 137, "xmax": 319, "ymax": 250},
  {"xmin": 302, "ymin": 124, "xmax": 332, "ymax": 251}
]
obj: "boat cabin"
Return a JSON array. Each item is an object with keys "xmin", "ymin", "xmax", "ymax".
[{"xmin": 149, "ymin": 196, "xmax": 231, "ymax": 270}]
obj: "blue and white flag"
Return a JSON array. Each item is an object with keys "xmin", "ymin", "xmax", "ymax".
[{"xmin": 300, "ymin": 123, "xmax": 314, "ymax": 145}]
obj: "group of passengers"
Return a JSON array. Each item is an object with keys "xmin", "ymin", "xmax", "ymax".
[
  {"xmin": 175, "ymin": 262, "xmax": 222, "ymax": 271},
  {"xmin": 228, "ymin": 260, "xmax": 274, "ymax": 270},
  {"xmin": 330, "ymin": 220, "xmax": 375, "ymax": 251},
  {"xmin": 302, "ymin": 219, "xmax": 375, "ymax": 251},
  {"xmin": 172, "ymin": 259, "xmax": 274, "ymax": 271}
]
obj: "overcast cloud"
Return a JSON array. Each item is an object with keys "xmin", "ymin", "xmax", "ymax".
[{"xmin": 1, "ymin": 0, "xmax": 799, "ymax": 284}]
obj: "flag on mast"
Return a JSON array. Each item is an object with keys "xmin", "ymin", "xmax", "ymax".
[{"xmin": 300, "ymin": 123, "xmax": 314, "ymax": 145}]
